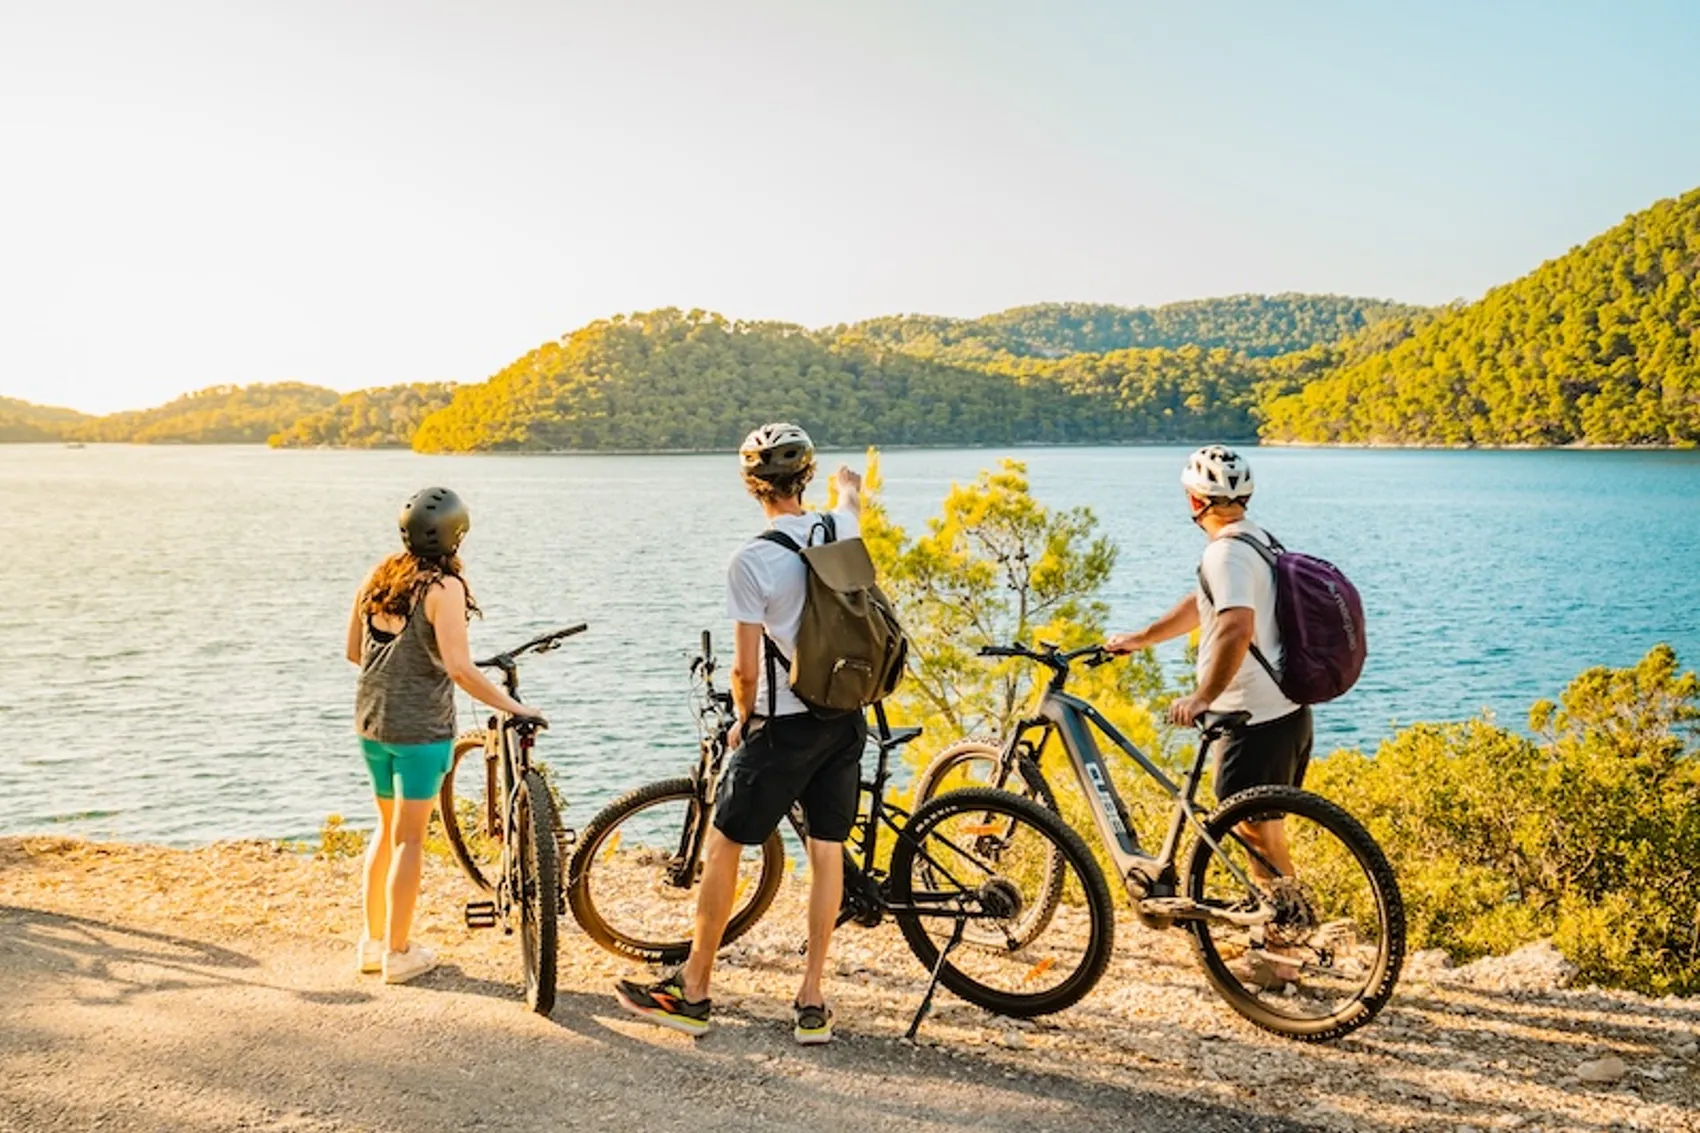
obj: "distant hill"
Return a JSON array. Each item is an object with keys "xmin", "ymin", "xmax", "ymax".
[
  {"xmin": 410, "ymin": 295, "xmax": 1409, "ymax": 453},
  {"xmin": 1261, "ymin": 187, "xmax": 1700, "ymax": 446},
  {"xmin": 66, "ymin": 383, "xmax": 340, "ymax": 444},
  {"xmin": 410, "ymin": 310, "xmax": 1269, "ymax": 452},
  {"xmin": 844, "ymin": 295, "xmax": 1425, "ymax": 364},
  {"xmin": 269, "ymin": 382, "xmax": 458, "ymax": 448},
  {"xmin": 0, "ymin": 397, "xmax": 90, "ymax": 442}
]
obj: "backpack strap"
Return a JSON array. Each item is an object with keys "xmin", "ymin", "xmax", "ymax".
[
  {"xmin": 750, "ymin": 514, "xmax": 837, "ymax": 717},
  {"xmin": 1196, "ymin": 530, "xmax": 1282, "ymax": 685}
]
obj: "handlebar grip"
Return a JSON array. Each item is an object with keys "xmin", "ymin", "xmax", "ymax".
[
  {"xmin": 977, "ymin": 646, "xmax": 1014, "ymax": 658},
  {"xmin": 701, "ymin": 630, "xmax": 712, "ymax": 659}
]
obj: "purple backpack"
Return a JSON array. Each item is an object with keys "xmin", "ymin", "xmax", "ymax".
[{"xmin": 1200, "ymin": 533, "xmax": 1367, "ymax": 705}]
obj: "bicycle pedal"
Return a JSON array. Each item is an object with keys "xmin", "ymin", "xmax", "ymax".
[{"xmin": 464, "ymin": 900, "xmax": 497, "ymax": 929}]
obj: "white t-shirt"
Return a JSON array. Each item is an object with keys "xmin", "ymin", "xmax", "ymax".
[
  {"xmin": 726, "ymin": 507, "xmax": 861, "ymax": 717},
  {"xmin": 1195, "ymin": 520, "xmax": 1298, "ymax": 725}
]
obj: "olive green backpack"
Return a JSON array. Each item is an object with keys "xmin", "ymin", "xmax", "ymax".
[{"xmin": 757, "ymin": 514, "xmax": 909, "ymax": 717}]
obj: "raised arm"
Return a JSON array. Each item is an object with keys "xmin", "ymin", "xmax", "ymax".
[
  {"xmin": 425, "ymin": 577, "xmax": 546, "ymax": 721},
  {"xmin": 834, "ymin": 465, "xmax": 862, "ymax": 517}
]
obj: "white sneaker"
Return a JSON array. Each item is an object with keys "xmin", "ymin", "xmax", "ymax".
[
  {"xmin": 356, "ymin": 938, "xmax": 384, "ymax": 975},
  {"xmin": 383, "ymin": 944, "xmax": 440, "ymax": 984}
]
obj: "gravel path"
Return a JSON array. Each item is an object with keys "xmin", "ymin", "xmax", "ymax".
[{"xmin": 1, "ymin": 837, "xmax": 1694, "ymax": 1133}]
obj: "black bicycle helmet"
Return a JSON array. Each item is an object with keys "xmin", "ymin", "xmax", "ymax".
[
  {"xmin": 739, "ymin": 422, "xmax": 815, "ymax": 481},
  {"xmin": 400, "ymin": 487, "xmax": 470, "ymax": 558}
]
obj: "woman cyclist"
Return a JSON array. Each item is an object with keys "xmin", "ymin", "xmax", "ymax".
[{"xmin": 344, "ymin": 487, "xmax": 544, "ymax": 983}]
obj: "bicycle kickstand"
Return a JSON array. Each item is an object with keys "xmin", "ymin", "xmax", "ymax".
[{"xmin": 905, "ymin": 915, "xmax": 967, "ymax": 1041}]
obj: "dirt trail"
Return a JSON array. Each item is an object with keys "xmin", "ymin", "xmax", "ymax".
[{"xmin": 1, "ymin": 837, "xmax": 1694, "ymax": 1133}]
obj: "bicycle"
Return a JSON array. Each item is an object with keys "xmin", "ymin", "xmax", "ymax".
[
  {"xmin": 566, "ymin": 631, "xmax": 1117, "ymax": 1033},
  {"xmin": 914, "ymin": 641, "xmax": 1405, "ymax": 1042},
  {"xmin": 438, "ymin": 622, "xmax": 586, "ymax": 1015}
]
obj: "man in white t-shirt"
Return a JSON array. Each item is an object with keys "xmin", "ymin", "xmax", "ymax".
[
  {"xmin": 617, "ymin": 422, "xmax": 863, "ymax": 1046},
  {"xmin": 1105, "ymin": 446, "xmax": 1311, "ymax": 886}
]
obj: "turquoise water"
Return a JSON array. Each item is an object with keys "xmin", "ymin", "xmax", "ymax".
[{"xmin": 4, "ymin": 444, "xmax": 1696, "ymax": 845}]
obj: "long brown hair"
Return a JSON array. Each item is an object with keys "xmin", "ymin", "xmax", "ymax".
[{"xmin": 361, "ymin": 552, "xmax": 481, "ymax": 621}]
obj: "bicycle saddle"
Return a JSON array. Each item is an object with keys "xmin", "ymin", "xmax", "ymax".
[
  {"xmin": 1196, "ymin": 710, "xmax": 1251, "ymax": 734},
  {"xmin": 882, "ymin": 726, "xmax": 924, "ymax": 748}
]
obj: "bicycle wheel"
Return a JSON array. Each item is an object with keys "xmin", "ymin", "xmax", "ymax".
[
  {"xmin": 914, "ymin": 741, "xmax": 1063, "ymax": 949},
  {"xmin": 890, "ymin": 787, "xmax": 1114, "ymax": 1018},
  {"xmin": 1184, "ymin": 784, "xmax": 1405, "ymax": 1042},
  {"xmin": 439, "ymin": 732, "xmax": 498, "ymax": 892},
  {"xmin": 517, "ymin": 769, "xmax": 559, "ymax": 1016},
  {"xmin": 566, "ymin": 778, "xmax": 784, "ymax": 964}
]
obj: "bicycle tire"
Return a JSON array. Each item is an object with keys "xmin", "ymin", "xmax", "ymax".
[
  {"xmin": 566, "ymin": 777, "xmax": 784, "ymax": 964},
  {"xmin": 914, "ymin": 742, "xmax": 1064, "ymax": 948},
  {"xmin": 890, "ymin": 787, "xmax": 1115, "ymax": 1018},
  {"xmin": 1183, "ymin": 784, "xmax": 1405, "ymax": 1043},
  {"xmin": 439, "ymin": 732, "xmax": 496, "ymax": 892},
  {"xmin": 518, "ymin": 769, "xmax": 559, "ymax": 1016}
]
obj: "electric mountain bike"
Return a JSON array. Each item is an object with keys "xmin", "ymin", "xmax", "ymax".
[
  {"xmin": 439, "ymin": 622, "xmax": 586, "ymax": 1016},
  {"xmin": 915, "ymin": 641, "xmax": 1405, "ymax": 1042},
  {"xmin": 566, "ymin": 632, "xmax": 1117, "ymax": 1031}
]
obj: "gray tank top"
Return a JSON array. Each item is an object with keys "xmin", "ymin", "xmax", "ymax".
[{"xmin": 355, "ymin": 598, "xmax": 456, "ymax": 745}]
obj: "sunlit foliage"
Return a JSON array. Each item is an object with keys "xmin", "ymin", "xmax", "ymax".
[{"xmin": 1263, "ymin": 187, "xmax": 1700, "ymax": 446}]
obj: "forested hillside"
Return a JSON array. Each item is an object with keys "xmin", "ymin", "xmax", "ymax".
[
  {"xmin": 409, "ymin": 310, "xmax": 1272, "ymax": 451},
  {"xmin": 845, "ymin": 294, "xmax": 1423, "ymax": 364},
  {"xmin": 1262, "ymin": 188, "xmax": 1700, "ymax": 445},
  {"xmin": 0, "ymin": 397, "xmax": 90, "ymax": 442},
  {"xmin": 64, "ymin": 384, "xmax": 340, "ymax": 444},
  {"xmin": 269, "ymin": 382, "xmax": 457, "ymax": 448}
]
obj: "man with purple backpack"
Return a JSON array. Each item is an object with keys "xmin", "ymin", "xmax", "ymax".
[{"xmin": 1107, "ymin": 445, "xmax": 1365, "ymax": 893}]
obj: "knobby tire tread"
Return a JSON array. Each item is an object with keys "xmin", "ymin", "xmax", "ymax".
[
  {"xmin": 565, "ymin": 777, "xmax": 784, "ymax": 964},
  {"xmin": 890, "ymin": 786, "xmax": 1115, "ymax": 1018},
  {"xmin": 520, "ymin": 770, "xmax": 560, "ymax": 1017},
  {"xmin": 1183, "ymin": 783, "xmax": 1405, "ymax": 1043}
]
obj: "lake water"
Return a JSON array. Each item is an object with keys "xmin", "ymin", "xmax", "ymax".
[{"xmin": 4, "ymin": 444, "xmax": 1697, "ymax": 846}]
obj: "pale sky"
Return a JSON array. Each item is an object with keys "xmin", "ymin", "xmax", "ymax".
[{"xmin": 3, "ymin": 1, "xmax": 1697, "ymax": 413}]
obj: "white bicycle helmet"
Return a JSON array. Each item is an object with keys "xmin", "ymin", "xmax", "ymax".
[
  {"xmin": 1181, "ymin": 445, "xmax": 1254, "ymax": 502},
  {"xmin": 739, "ymin": 422, "xmax": 815, "ymax": 481}
]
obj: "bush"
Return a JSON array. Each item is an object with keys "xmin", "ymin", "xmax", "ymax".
[{"xmin": 1307, "ymin": 645, "xmax": 1700, "ymax": 995}]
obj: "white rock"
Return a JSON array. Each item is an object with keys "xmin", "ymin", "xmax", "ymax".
[
  {"xmin": 1576, "ymin": 1055, "xmax": 1629, "ymax": 1084},
  {"xmin": 1000, "ymin": 1029, "xmax": 1028, "ymax": 1050},
  {"xmin": 1450, "ymin": 940, "xmax": 1579, "ymax": 992}
]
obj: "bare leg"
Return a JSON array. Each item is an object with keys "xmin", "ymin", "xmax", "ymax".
[
  {"xmin": 362, "ymin": 797, "xmax": 396, "ymax": 942},
  {"xmin": 679, "ymin": 827, "xmax": 744, "ymax": 1001},
  {"xmin": 384, "ymin": 797, "xmax": 435, "ymax": 953},
  {"xmin": 1239, "ymin": 818, "xmax": 1295, "ymax": 883},
  {"xmin": 797, "ymin": 837, "xmax": 844, "ymax": 1008}
]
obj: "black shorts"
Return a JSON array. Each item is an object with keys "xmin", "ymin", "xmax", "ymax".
[
  {"xmin": 1213, "ymin": 706, "xmax": 1312, "ymax": 803},
  {"xmin": 712, "ymin": 711, "xmax": 866, "ymax": 845}
]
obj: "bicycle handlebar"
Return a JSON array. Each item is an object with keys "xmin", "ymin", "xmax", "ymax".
[
  {"xmin": 976, "ymin": 641, "xmax": 1111, "ymax": 668},
  {"xmin": 475, "ymin": 622, "xmax": 588, "ymax": 670}
]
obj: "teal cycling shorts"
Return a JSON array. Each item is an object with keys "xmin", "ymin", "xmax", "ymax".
[{"xmin": 360, "ymin": 738, "xmax": 453, "ymax": 802}]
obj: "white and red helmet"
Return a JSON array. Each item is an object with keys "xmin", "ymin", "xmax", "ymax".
[{"xmin": 1181, "ymin": 445, "xmax": 1254, "ymax": 503}]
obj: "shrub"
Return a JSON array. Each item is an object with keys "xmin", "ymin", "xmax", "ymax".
[{"xmin": 1308, "ymin": 645, "xmax": 1700, "ymax": 994}]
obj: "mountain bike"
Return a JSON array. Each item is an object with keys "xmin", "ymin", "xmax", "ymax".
[
  {"xmin": 914, "ymin": 641, "xmax": 1405, "ymax": 1042},
  {"xmin": 566, "ymin": 632, "xmax": 1116, "ymax": 1031},
  {"xmin": 438, "ymin": 622, "xmax": 586, "ymax": 1015}
]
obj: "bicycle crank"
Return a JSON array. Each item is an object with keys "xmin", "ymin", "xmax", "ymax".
[{"xmin": 1135, "ymin": 896, "xmax": 1272, "ymax": 927}]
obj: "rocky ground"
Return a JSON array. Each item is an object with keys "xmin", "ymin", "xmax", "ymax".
[{"xmin": 1, "ymin": 836, "xmax": 1695, "ymax": 1133}]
